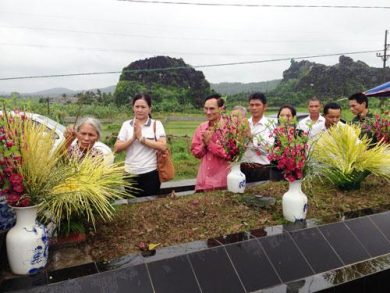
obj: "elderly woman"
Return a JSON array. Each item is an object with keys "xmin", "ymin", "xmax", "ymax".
[
  {"xmin": 114, "ymin": 94, "xmax": 167, "ymax": 197},
  {"xmin": 65, "ymin": 117, "xmax": 114, "ymax": 165}
]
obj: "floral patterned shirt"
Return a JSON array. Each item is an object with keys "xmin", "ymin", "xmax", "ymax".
[{"xmin": 68, "ymin": 142, "xmax": 103, "ymax": 162}]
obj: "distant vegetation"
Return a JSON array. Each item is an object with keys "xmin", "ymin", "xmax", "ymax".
[
  {"xmin": 210, "ymin": 80, "xmax": 281, "ymax": 95},
  {"xmin": 3, "ymin": 55, "xmax": 388, "ymax": 112}
]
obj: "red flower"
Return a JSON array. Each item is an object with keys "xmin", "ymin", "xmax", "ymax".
[
  {"xmin": 266, "ymin": 125, "xmax": 310, "ymax": 182},
  {"xmin": 13, "ymin": 183, "xmax": 24, "ymax": 193},
  {"xmin": 9, "ymin": 173, "xmax": 23, "ymax": 185},
  {"xmin": 6, "ymin": 193, "xmax": 21, "ymax": 206}
]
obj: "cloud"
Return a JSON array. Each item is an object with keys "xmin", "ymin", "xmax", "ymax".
[{"xmin": 0, "ymin": 0, "xmax": 389, "ymax": 92}]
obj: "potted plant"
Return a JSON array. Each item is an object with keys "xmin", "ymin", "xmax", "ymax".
[{"xmin": 0, "ymin": 110, "xmax": 130, "ymax": 274}]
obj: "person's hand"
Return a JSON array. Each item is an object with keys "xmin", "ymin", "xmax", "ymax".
[
  {"xmin": 202, "ymin": 129, "xmax": 213, "ymax": 145},
  {"xmin": 134, "ymin": 119, "xmax": 143, "ymax": 140},
  {"xmin": 64, "ymin": 125, "xmax": 76, "ymax": 142}
]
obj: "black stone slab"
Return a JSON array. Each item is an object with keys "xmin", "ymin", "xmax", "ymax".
[
  {"xmin": 188, "ymin": 247, "xmax": 245, "ymax": 293},
  {"xmin": 364, "ymin": 268, "xmax": 390, "ymax": 293},
  {"xmin": 142, "ymin": 239, "xmax": 221, "ymax": 264},
  {"xmin": 345, "ymin": 217, "xmax": 390, "ymax": 257},
  {"xmin": 147, "ymin": 255, "xmax": 200, "ymax": 293},
  {"xmin": 370, "ymin": 211, "xmax": 390, "ymax": 241},
  {"xmin": 48, "ymin": 262, "xmax": 98, "ymax": 283},
  {"xmin": 0, "ymin": 271, "xmax": 47, "ymax": 292},
  {"xmin": 19, "ymin": 264, "xmax": 154, "ymax": 293},
  {"xmin": 225, "ymin": 239, "xmax": 281, "ymax": 291},
  {"xmin": 333, "ymin": 277, "xmax": 365, "ymax": 293},
  {"xmin": 259, "ymin": 233, "xmax": 314, "ymax": 282},
  {"xmin": 213, "ymin": 231, "xmax": 253, "ymax": 245},
  {"xmin": 319, "ymin": 222, "xmax": 370, "ymax": 265},
  {"xmin": 86, "ymin": 264, "xmax": 153, "ymax": 293},
  {"xmin": 290, "ymin": 227, "xmax": 343, "ymax": 273},
  {"xmin": 96, "ymin": 253, "xmax": 144, "ymax": 272}
]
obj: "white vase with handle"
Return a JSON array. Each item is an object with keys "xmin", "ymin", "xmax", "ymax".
[
  {"xmin": 227, "ymin": 163, "xmax": 246, "ymax": 193},
  {"xmin": 282, "ymin": 180, "xmax": 308, "ymax": 222},
  {"xmin": 6, "ymin": 205, "xmax": 48, "ymax": 275}
]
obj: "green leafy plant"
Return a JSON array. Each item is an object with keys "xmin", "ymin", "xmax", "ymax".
[{"xmin": 311, "ymin": 124, "xmax": 390, "ymax": 190}]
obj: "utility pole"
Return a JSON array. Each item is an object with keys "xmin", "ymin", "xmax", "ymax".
[
  {"xmin": 376, "ymin": 29, "xmax": 389, "ymax": 83},
  {"xmin": 376, "ymin": 30, "xmax": 389, "ymax": 112}
]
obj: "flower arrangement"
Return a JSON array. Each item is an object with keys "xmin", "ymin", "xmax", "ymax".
[
  {"xmin": 311, "ymin": 124, "xmax": 390, "ymax": 190},
  {"xmin": 0, "ymin": 111, "xmax": 28, "ymax": 206},
  {"xmin": 0, "ymin": 107, "xmax": 131, "ymax": 230},
  {"xmin": 215, "ymin": 112, "xmax": 251, "ymax": 163},
  {"xmin": 267, "ymin": 124, "xmax": 310, "ymax": 182},
  {"xmin": 360, "ymin": 112, "xmax": 390, "ymax": 144}
]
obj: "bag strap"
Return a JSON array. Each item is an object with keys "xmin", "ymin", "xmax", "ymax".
[{"xmin": 153, "ymin": 120, "xmax": 157, "ymax": 141}]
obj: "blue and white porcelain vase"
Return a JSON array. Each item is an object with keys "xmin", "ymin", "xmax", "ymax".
[
  {"xmin": 282, "ymin": 180, "xmax": 308, "ymax": 222},
  {"xmin": 6, "ymin": 205, "xmax": 48, "ymax": 275},
  {"xmin": 227, "ymin": 163, "xmax": 246, "ymax": 193},
  {"xmin": 0, "ymin": 195, "xmax": 16, "ymax": 231}
]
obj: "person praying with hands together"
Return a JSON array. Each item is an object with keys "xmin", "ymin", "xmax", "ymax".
[{"xmin": 115, "ymin": 93, "xmax": 167, "ymax": 197}]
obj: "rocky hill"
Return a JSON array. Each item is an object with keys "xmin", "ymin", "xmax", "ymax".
[
  {"xmin": 114, "ymin": 56, "xmax": 212, "ymax": 107},
  {"xmin": 274, "ymin": 56, "xmax": 390, "ymax": 99}
]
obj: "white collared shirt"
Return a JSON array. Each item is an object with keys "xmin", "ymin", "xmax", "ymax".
[
  {"xmin": 242, "ymin": 116, "xmax": 275, "ymax": 165},
  {"xmin": 298, "ymin": 115, "xmax": 326, "ymax": 138},
  {"xmin": 117, "ymin": 118, "xmax": 166, "ymax": 174}
]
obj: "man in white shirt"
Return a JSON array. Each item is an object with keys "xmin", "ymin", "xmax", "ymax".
[
  {"xmin": 298, "ymin": 97, "xmax": 325, "ymax": 138},
  {"xmin": 241, "ymin": 92, "xmax": 274, "ymax": 182}
]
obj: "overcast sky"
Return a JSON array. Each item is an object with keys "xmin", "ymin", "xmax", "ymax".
[{"xmin": 0, "ymin": 0, "xmax": 389, "ymax": 93}]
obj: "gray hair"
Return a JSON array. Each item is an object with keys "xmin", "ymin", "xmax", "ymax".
[
  {"xmin": 76, "ymin": 117, "xmax": 102, "ymax": 138},
  {"xmin": 232, "ymin": 105, "xmax": 247, "ymax": 117}
]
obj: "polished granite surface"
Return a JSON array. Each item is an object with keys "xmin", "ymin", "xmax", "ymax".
[{"xmin": 2, "ymin": 207, "xmax": 390, "ymax": 292}]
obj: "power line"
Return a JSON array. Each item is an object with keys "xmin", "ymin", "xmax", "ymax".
[
  {"xmin": 118, "ymin": 0, "xmax": 390, "ymax": 9},
  {"xmin": 0, "ymin": 43, "xmax": 317, "ymax": 56},
  {"xmin": 1, "ymin": 25, "xmax": 381, "ymax": 44},
  {"xmin": 0, "ymin": 49, "xmax": 380, "ymax": 81}
]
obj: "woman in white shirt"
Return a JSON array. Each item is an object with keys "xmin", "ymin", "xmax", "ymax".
[{"xmin": 114, "ymin": 94, "xmax": 167, "ymax": 197}]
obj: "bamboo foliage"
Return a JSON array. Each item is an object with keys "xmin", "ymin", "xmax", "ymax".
[{"xmin": 311, "ymin": 124, "xmax": 390, "ymax": 189}]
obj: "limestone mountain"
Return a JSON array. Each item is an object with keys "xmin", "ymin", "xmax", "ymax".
[
  {"xmin": 114, "ymin": 56, "xmax": 212, "ymax": 107},
  {"xmin": 273, "ymin": 56, "xmax": 390, "ymax": 101}
]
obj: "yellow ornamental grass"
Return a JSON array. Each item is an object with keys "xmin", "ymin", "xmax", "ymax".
[
  {"xmin": 311, "ymin": 124, "xmax": 390, "ymax": 190},
  {"xmin": 12, "ymin": 117, "xmax": 132, "ymax": 229},
  {"xmin": 18, "ymin": 119, "xmax": 65, "ymax": 202},
  {"xmin": 43, "ymin": 156, "xmax": 129, "ymax": 230}
]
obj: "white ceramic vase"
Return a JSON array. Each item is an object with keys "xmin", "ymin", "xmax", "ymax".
[
  {"xmin": 6, "ymin": 205, "xmax": 48, "ymax": 275},
  {"xmin": 282, "ymin": 180, "xmax": 308, "ymax": 222},
  {"xmin": 227, "ymin": 163, "xmax": 246, "ymax": 193}
]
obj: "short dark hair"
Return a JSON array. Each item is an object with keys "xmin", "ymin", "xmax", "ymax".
[
  {"xmin": 348, "ymin": 92, "xmax": 368, "ymax": 108},
  {"xmin": 248, "ymin": 92, "xmax": 267, "ymax": 104},
  {"xmin": 323, "ymin": 102, "xmax": 341, "ymax": 115},
  {"xmin": 277, "ymin": 104, "xmax": 296, "ymax": 119},
  {"xmin": 308, "ymin": 96, "xmax": 321, "ymax": 103},
  {"xmin": 132, "ymin": 93, "xmax": 152, "ymax": 107},
  {"xmin": 205, "ymin": 94, "xmax": 225, "ymax": 108}
]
